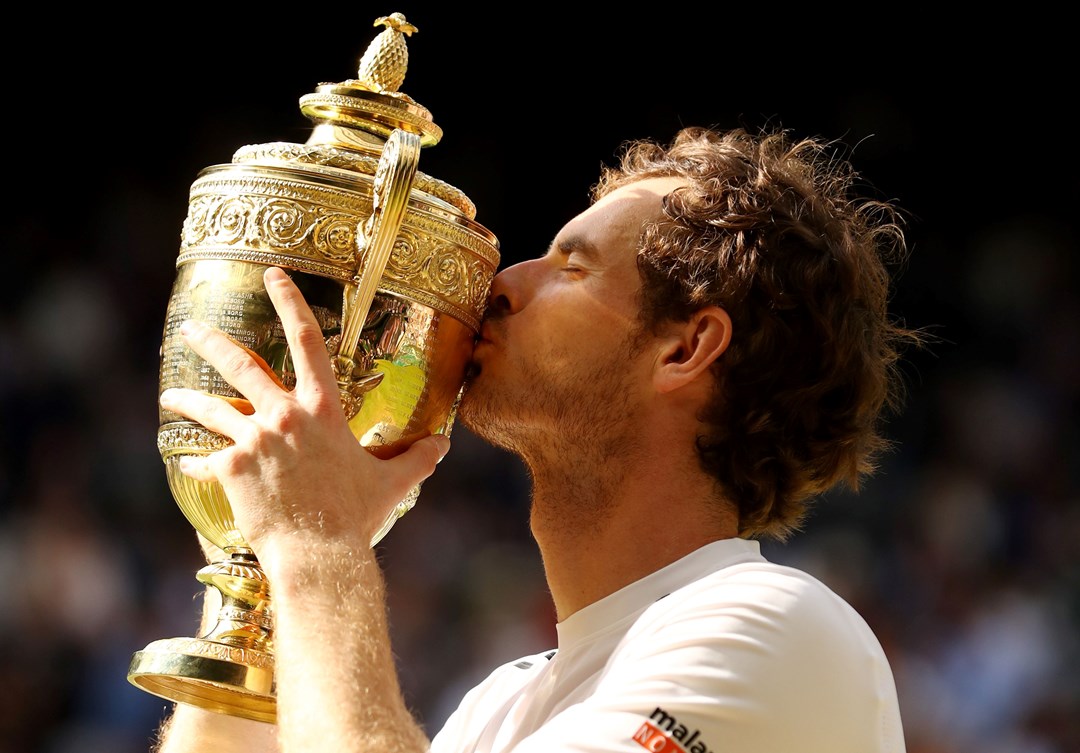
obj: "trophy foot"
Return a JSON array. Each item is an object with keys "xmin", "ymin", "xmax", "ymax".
[
  {"xmin": 128, "ymin": 552, "xmax": 277, "ymax": 722},
  {"xmin": 128, "ymin": 636, "xmax": 276, "ymax": 723}
]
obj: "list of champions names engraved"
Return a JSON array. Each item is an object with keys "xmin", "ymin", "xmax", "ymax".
[{"xmin": 162, "ymin": 286, "xmax": 266, "ymax": 397}]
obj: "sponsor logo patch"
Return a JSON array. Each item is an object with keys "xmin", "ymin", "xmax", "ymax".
[{"xmin": 631, "ymin": 708, "xmax": 713, "ymax": 753}]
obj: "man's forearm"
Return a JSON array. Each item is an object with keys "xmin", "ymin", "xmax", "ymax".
[
  {"xmin": 265, "ymin": 537, "xmax": 430, "ymax": 752},
  {"xmin": 154, "ymin": 704, "xmax": 278, "ymax": 752},
  {"xmin": 152, "ymin": 541, "xmax": 427, "ymax": 752}
]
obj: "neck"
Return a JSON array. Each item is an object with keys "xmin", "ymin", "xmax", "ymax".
[{"xmin": 523, "ymin": 440, "xmax": 738, "ymax": 622}]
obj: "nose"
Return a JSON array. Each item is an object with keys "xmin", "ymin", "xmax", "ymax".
[{"xmin": 485, "ymin": 258, "xmax": 539, "ymax": 317}]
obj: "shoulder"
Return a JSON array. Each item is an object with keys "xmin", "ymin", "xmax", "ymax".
[
  {"xmin": 641, "ymin": 556, "xmax": 881, "ymax": 645},
  {"xmin": 431, "ymin": 649, "xmax": 557, "ymax": 749},
  {"xmin": 459, "ymin": 648, "xmax": 557, "ymax": 700},
  {"xmin": 594, "ymin": 558, "xmax": 905, "ymax": 751},
  {"xmin": 614, "ymin": 556, "xmax": 900, "ymax": 715}
]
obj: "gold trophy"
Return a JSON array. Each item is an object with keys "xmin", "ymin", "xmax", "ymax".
[{"xmin": 127, "ymin": 13, "xmax": 499, "ymax": 722}]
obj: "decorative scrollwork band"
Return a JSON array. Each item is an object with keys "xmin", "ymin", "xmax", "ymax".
[
  {"xmin": 178, "ymin": 168, "xmax": 497, "ymax": 332},
  {"xmin": 158, "ymin": 423, "xmax": 234, "ymax": 457},
  {"xmin": 219, "ymin": 606, "xmax": 274, "ymax": 631},
  {"xmin": 232, "ymin": 142, "xmax": 475, "ymax": 217},
  {"xmin": 143, "ymin": 638, "xmax": 275, "ymax": 671}
]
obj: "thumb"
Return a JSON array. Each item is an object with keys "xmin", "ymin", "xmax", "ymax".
[{"xmin": 379, "ymin": 433, "xmax": 451, "ymax": 503}]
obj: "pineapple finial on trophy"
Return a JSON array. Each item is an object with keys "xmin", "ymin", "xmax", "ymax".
[
  {"xmin": 357, "ymin": 12, "xmax": 418, "ymax": 94},
  {"xmin": 296, "ymin": 10, "xmax": 441, "ymax": 147}
]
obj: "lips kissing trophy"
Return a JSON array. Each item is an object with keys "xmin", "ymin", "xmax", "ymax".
[{"xmin": 127, "ymin": 13, "xmax": 500, "ymax": 723}]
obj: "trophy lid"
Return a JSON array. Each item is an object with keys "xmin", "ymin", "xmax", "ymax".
[
  {"xmin": 298, "ymin": 12, "xmax": 443, "ymax": 148},
  {"xmin": 179, "ymin": 12, "xmax": 498, "ymax": 333},
  {"xmin": 229, "ymin": 12, "xmax": 479, "ymax": 220}
]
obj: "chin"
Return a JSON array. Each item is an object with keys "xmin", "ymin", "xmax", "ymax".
[
  {"xmin": 457, "ymin": 380, "xmax": 512, "ymax": 445},
  {"xmin": 456, "ymin": 381, "xmax": 485, "ymax": 427}
]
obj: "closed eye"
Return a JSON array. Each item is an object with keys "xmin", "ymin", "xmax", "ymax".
[{"xmin": 550, "ymin": 235, "xmax": 600, "ymax": 275}]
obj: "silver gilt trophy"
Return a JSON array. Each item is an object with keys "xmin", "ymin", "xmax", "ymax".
[{"xmin": 127, "ymin": 12, "xmax": 500, "ymax": 723}]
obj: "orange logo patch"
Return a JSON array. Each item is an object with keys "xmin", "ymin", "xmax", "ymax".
[{"xmin": 633, "ymin": 721, "xmax": 685, "ymax": 752}]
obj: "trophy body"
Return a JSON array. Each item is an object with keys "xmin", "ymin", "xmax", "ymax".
[{"xmin": 128, "ymin": 14, "xmax": 499, "ymax": 722}]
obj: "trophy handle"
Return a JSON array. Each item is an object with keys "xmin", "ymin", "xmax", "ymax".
[
  {"xmin": 333, "ymin": 127, "xmax": 422, "ymax": 413},
  {"xmin": 326, "ymin": 127, "xmax": 427, "ymax": 548}
]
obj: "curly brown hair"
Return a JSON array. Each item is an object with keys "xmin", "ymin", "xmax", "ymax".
[{"xmin": 593, "ymin": 126, "xmax": 920, "ymax": 541}]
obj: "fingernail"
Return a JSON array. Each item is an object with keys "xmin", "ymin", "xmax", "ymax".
[
  {"xmin": 179, "ymin": 320, "xmax": 202, "ymax": 336},
  {"xmin": 265, "ymin": 266, "xmax": 287, "ymax": 282},
  {"xmin": 160, "ymin": 389, "xmax": 176, "ymax": 407},
  {"xmin": 434, "ymin": 434, "xmax": 451, "ymax": 463}
]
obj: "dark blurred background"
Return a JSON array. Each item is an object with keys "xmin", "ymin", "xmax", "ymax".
[{"xmin": 2, "ymin": 7, "xmax": 1076, "ymax": 752}]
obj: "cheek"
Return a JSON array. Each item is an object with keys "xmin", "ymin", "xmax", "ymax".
[
  {"xmin": 555, "ymin": 321, "xmax": 627, "ymax": 375},
  {"xmin": 526, "ymin": 324, "xmax": 572, "ymax": 367},
  {"xmin": 520, "ymin": 290, "xmax": 636, "ymax": 366}
]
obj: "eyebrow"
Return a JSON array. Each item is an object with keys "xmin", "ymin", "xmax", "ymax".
[{"xmin": 549, "ymin": 235, "xmax": 601, "ymax": 261}]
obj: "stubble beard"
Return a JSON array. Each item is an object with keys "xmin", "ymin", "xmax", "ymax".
[
  {"xmin": 458, "ymin": 351, "xmax": 636, "ymax": 461},
  {"xmin": 457, "ymin": 343, "xmax": 645, "ymax": 539}
]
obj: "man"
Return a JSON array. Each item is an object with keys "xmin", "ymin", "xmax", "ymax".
[{"xmin": 154, "ymin": 126, "xmax": 915, "ymax": 752}]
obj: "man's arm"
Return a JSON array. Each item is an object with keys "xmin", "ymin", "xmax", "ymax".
[
  {"xmin": 155, "ymin": 548, "xmax": 427, "ymax": 753},
  {"xmin": 262, "ymin": 538, "xmax": 431, "ymax": 751},
  {"xmin": 155, "ymin": 704, "xmax": 278, "ymax": 752},
  {"xmin": 153, "ymin": 266, "xmax": 446, "ymax": 751}
]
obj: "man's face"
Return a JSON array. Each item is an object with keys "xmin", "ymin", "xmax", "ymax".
[{"xmin": 458, "ymin": 176, "xmax": 686, "ymax": 461}]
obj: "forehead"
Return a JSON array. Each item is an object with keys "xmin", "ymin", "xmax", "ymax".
[{"xmin": 558, "ymin": 176, "xmax": 687, "ymax": 253}]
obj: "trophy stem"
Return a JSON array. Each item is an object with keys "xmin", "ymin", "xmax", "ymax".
[
  {"xmin": 128, "ymin": 550, "xmax": 278, "ymax": 723},
  {"xmin": 196, "ymin": 550, "xmax": 274, "ymax": 651}
]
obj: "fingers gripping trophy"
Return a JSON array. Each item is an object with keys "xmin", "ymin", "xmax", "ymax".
[{"xmin": 127, "ymin": 13, "xmax": 500, "ymax": 723}]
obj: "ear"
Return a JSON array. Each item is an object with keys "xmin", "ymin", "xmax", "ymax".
[{"xmin": 653, "ymin": 306, "xmax": 732, "ymax": 394}]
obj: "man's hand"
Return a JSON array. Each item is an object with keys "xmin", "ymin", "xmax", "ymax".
[
  {"xmin": 153, "ymin": 266, "xmax": 438, "ymax": 752},
  {"xmin": 158, "ymin": 266, "xmax": 450, "ymax": 560}
]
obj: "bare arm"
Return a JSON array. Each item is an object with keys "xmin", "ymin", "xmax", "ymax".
[
  {"xmin": 155, "ymin": 549, "xmax": 420, "ymax": 753},
  {"xmin": 153, "ymin": 266, "xmax": 445, "ymax": 752},
  {"xmin": 264, "ymin": 538, "xmax": 430, "ymax": 751},
  {"xmin": 155, "ymin": 704, "xmax": 278, "ymax": 752}
]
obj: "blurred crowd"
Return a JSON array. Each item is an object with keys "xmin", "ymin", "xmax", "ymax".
[
  {"xmin": 2, "ymin": 116, "xmax": 1077, "ymax": 753},
  {"xmin": 3, "ymin": 178, "xmax": 1076, "ymax": 753}
]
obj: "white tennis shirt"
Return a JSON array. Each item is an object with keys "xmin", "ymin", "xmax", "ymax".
[{"xmin": 429, "ymin": 537, "xmax": 905, "ymax": 753}]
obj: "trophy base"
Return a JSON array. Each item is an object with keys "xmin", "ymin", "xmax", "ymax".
[{"xmin": 128, "ymin": 637, "xmax": 276, "ymax": 723}]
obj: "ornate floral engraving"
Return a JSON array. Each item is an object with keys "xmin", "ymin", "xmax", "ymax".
[
  {"xmin": 177, "ymin": 169, "xmax": 498, "ymax": 331},
  {"xmin": 161, "ymin": 638, "xmax": 275, "ymax": 670},
  {"xmin": 220, "ymin": 606, "xmax": 274, "ymax": 631},
  {"xmin": 158, "ymin": 424, "xmax": 234, "ymax": 457},
  {"xmin": 232, "ymin": 141, "xmax": 476, "ymax": 217},
  {"xmin": 386, "ymin": 230, "xmax": 425, "ymax": 275},
  {"xmin": 256, "ymin": 200, "xmax": 308, "ymax": 247},
  {"xmin": 313, "ymin": 215, "xmax": 357, "ymax": 262}
]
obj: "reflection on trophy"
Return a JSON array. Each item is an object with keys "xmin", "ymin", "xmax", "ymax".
[{"xmin": 127, "ymin": 12, "xmax": 500, "ymax": 722}]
